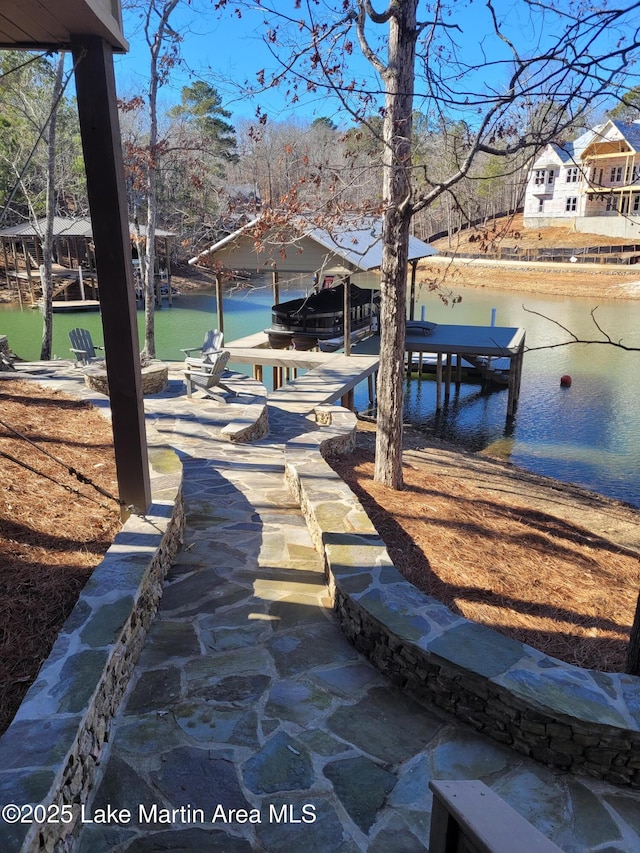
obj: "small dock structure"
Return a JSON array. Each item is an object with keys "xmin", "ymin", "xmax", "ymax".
[
  {"xmin": 404, "ymin": 322, "xmax": 526, "ymax": 416},
  {"xmin": 226, "ymin": 331, "xmax": 379, "ymax": 410},
  {"xmin": 225, "ymin": 322, "xmax": 524, "ymax": 419}
]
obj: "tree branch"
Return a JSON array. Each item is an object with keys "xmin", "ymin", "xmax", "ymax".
[{"xmin": 522, "ymin": 305, "xmax": 640, "ymax": 353}]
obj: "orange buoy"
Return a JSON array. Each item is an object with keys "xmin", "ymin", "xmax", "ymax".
[{"xmin": 560, "ymin": 375, "xmax": 572, "ymax": 387}]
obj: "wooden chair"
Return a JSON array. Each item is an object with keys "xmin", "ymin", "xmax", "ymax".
[
  {"xmin": 181, "ymin": 329, "xmax": 224, "ymax": 363},
  {"xmin": 69, "ymin": 328, "xmax": 103, "ymax": 365},
  {"xmin": 183, "ymin": 349, "xmax": 234, "ymax": 401},
  {"xmin": 0, "ymin": 351, "xmax": 16, "ymax": 371}
]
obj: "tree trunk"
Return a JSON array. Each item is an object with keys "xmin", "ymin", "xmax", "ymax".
[
  {"xmin": 374, "ymin": 1, "xmax": 418, "ymax": 489},
  {"xmin": 626, "ymin": 592, "xmax": 640, "ymax": 675},
  {"xmin": 143, "ymin": 34, "xmax": 160, "ymax": 359},
  {"xmin": 40, "ymin": 54, "xmax": 65, "ymax": 361}
]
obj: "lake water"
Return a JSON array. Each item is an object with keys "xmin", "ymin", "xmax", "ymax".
[{"xmin": 2, "ymin": 276, "xmax": 639, "ymax": 508}]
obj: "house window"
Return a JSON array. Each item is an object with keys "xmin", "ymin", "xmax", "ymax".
[
  {"xmin": 606, "ymin": 196, "xmax": 619, "ymax": 211},
  {"xmin": 599, "ymin": 168, "xmax": 604, "ymax": 185},
  {"xmin": 610, "ymin": 166, "xmax": 623, "ymax": 183},
  {"xmin": 633, "ymin": 195, "xmax": 640, "ymax": 213},
  {"xmin": 566, "ymin": 167, "xmax": 579, "ymax": 183},
  {"xmin": 633, "ymin": 165, "xmax": 640, "ymax": 183},
  {"xmin": 547, "ymin": 169, "xmax": 555, "ymax": 184},
  {"xmin": 538, "ymin": 198, "xmax": 544, "ymax": 213},
  {"xmin": 565, "ymin": 197, "xmax": 578, "ymax": 212},
  {"xmin": 534, "ymin": 170, "xmax": 546, "ymax": 185}
]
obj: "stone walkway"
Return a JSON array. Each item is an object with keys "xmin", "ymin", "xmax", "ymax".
[{"xmin": 45, "ymin": 372, "xmax": 640, "ymax": 852}]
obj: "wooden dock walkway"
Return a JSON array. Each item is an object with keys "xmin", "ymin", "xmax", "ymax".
[
  {"xmin": 268, "ymin": 353, "xmax": 379, "ymax": 413},
  {"xmin": 226, "ymin": 331, "xmax": 379, "ymax": 413},
  {"xmin": 226, "ymin": 321, "xmax": 525, "ymax": 419}
]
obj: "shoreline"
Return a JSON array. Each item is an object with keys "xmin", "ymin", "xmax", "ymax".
[
  {"xmin": 4, "ymin": 255, "xmax": 640, "ymax": 307},
  {"xmin": 417, "ymin": 256, "xmax": 640, "ymax": 301}
]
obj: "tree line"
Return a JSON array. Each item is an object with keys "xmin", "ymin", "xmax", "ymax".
[{"xmin": 0, "ymin": 58, "xmax": 533, "ymax": 254}]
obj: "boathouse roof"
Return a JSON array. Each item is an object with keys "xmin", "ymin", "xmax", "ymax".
[
  {"xmin": 305, "ymin": 219, "xmax": 438, "ymax": 270},
  {"xmin": 188, "ymin": 216, "xmax": 437, "ymax": 273},
  {"xmin": 0, "ymin": 217, "xmax": 175, "ymax": 239}
]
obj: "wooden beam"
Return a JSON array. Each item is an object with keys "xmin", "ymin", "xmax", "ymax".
[
  {"xmin": 429, "ymin": 781, "xmax": 563, "ymax": 853},
  {"xmin": 71, "ymin": 35, "xmax": 151, "ymax": 513}
]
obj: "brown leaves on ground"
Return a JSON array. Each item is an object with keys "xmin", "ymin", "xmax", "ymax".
[
  {"xmin": 330, "ymin": 428, "xmax": 640, "ymax": 673},
  {"xmin": 0, "ymin": 379, "xmax": 120, "ymax": 734}
]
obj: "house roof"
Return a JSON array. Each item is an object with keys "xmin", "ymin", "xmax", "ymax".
[
  {"xmin": 609, "ymin": 120, "xmax": 640, "ymax": 152},
  {"xmin": 189, "ymin": 216, "xmax": 438, "ymax": 272},
  {"xmin": 305, "ymin": 219, "xmax": 438, "ymax": 270},
  {"xmin": 0, "ymin": 217, "xmax": 175, "ymax": 239},
  {"xmin": 577, "ymin": 119, "xmax": 640, "ymax": 158},
  {"xmin": 532, "ymin": 127, "xmax": 597, "ymax": 169}
]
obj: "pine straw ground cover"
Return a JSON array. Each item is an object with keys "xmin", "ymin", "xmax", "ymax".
[
  {"xmin": 329, "ymin": 424, "xmax": 640, "ymax": 674},
  {"xmin": 0, "ymin": 379, "xmax": 120, "ymax": 735},
  {"xmin": 1, "ymin": 376, "xmax": 639, "ymax": 738}
]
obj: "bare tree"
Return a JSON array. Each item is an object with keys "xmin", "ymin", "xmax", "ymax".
[
  {"xmin": 216, "ymin": 0, "xmax": 640, "ymax": 488},
  {"xmin": 141, "ymin": 0, "xmax": 181, "ymax": 359},
  {"xmin": 40, "ymin": 54, "xmax": 66, "ymax": 361}
]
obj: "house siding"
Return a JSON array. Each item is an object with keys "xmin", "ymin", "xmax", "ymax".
[{"xmin": 523, "ymin": 121, "xmax": 640, "ymax": 238}]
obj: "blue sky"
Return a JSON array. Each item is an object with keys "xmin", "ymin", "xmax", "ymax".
[{"xmin": 111, "ymin": 1, "xmax": 638, "ymax": 128}]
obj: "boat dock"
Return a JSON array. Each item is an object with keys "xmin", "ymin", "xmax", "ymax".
[
  {"xmin": 226, "ymin": 321, "xmax": 525, "ymax": 418},
  {"xmin": 404, "ymin": 323, "xmax": 525, "ymax": 416},
  {"xmin": 227, "ymin": 331, "xmax": 379, "ymax": 409}
]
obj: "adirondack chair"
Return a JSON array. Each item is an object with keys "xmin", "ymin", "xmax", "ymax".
[
  {"xmin": 0, "ymin": 350, "xmax": 16, "ymax": 371},
  {"xmin": 181, "ymin": 329, "xmax": 224, "ymax": 363},
  {"xmin": 69, "ymin": 328, "xmax": 103, "ymax": 365},
  {"xmin": 183, "ymin": 349, "xmax": 234, "ymax": 401}
]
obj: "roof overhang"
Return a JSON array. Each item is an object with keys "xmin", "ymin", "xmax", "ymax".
[
  {"xmin": 189, "ymin": 216, "xmax": 438, "ymax": 271},
  {"xmin": 0, "ymin": 1, "xmax": 128, "ymax": 53},
  {"xmin": 582, "ymin": 140, "xmax": 635, "ymax": 159}
]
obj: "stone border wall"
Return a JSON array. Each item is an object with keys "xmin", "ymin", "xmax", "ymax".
[
  {"xmin": 0, "ymin": 447, "xmax": 184, "ymax": 853},
  {"xmin": 284, "ymin": 408, "xmax": 640, "ymax": 789}
]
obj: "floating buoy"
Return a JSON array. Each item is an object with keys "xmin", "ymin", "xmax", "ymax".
[{"xmin": 560, "ymin": 374, "xmax": 572, "ymax": 387}]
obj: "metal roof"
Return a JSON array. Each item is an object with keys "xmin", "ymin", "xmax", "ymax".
[
  {"xmin": 0, "ymin": 217, "xmax": 175, "ymax": 239},
  {"xmin": 304, "ymin": 218, "xmax": 438, "ymax": 271},
  {"xmin": 189, "ymin": 216, "xmax": 437, "ymax": 271}
]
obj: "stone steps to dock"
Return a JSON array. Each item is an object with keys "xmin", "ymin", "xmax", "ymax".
[{"xmin": 1, "ymin": 359, "xmax": 640, "ymax": 852}]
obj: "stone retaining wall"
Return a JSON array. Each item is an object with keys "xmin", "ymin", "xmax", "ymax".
[
  {"xmin": 0, "ymin": 447, "xmax": 184, "ymax": 853},
  {"xmin": 284, "ymin": 408, "xmax": 640, "ymax": 788}
]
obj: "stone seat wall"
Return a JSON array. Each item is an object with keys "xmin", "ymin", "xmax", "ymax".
[
  {"xmin": 0, "ymin": 447, "xmax": 185, "ymax": 853},
  {"xmin": 284, "ymin": 408, "xmax": 640, "ymax": 789}
]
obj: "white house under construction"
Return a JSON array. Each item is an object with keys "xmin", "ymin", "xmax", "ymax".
[{"xmin": 523, "ymin": 119, "xmax": 640, "ymax": 239}]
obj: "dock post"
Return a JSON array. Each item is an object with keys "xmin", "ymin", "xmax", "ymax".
[
  {"xmin": 409, "ymin": 261, "xmax": 417, "ymax": 321},
  {"xmin": 344, "ymin": 275, "xmax": 351, "ymax": 356},
  {"xmin": 215, "ymin": 274, "xmax": 224, "ymax": 336},
  {"xmin": 507, "ymin": 360, "xmax": 516, "ymax": 416},
  {"xmin": 456, "ymin": 353, "xmax": 462, "ymax": 384},
  {"xmin": 513, "ymin": 337, "xmax": 525, "ymax": 406},
  {"xmin": 436, "ymin": 353, "xmax": 443, "ymax": 411},
  {"xmin": 341, "ymin": 389, "xmax": 355, "ymax": 410},
  {"xmin": 445, "ymin": 353, "xmax": 452, "ymax": 402}
]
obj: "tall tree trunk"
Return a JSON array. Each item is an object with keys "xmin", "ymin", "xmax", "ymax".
[
  {"xmin": 143, "ymin": 64, "xmax": 158, "ymax": 359},
  {"xmin": 40, "ymin": 53, "xmax": 65, "ymax": 360},
  {"xmin": 374, "ymin": 1, "xmax": 418, "ymax": 489}
]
